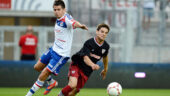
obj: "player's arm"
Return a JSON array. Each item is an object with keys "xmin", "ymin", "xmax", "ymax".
[
  {"xmin": 101, "ymin": 55, "xmax": 108, "ymax": 80},
  {"xmin": 83, "ymin": 56, "xmax": 100, "ymax": 70},
  {"xmin": 73, "ymin": 21, "xmax": 88, "ymax": 30},
  {"xmin": 19, "ymin": 37, "xmax": 23, "ymax": 47}
]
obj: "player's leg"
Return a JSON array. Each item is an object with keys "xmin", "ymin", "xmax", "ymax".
[
  {"xmin": 34, "ymin": 60, "xmax": 46, "ymax": 72},
  {"xmin": 25, "ymin": 48, "xmax": 53, "ymax": 96},
  {"xmin": 68, "ymin": 69, "xmax": 89, "ymax": 96},
  {"xmin": 25, "ymin": 67, "xmax": 52, "ymax": 96},
  {"xmin": 36, "ymin": 48, "xmax": 57, "ymax": 86},
  {"xmin": 34, "ymin": 60, "xmax": 56, "ymax": 85},
  {"xmin": 44, "ymin": 52, "xmax": 69, "ymax": 95},
  {"xmin": 58, "ymin": 76, "xmax": 78, "ymax": 96},
  {"xmin": 58, "ymin": 63, "xmax": 79, "ymax": 96},
  {"xmin": 34, "ymin": 48, "xmax": 52, "ymax": 72},
  {"xmin": 25, "ymin": 79, "xmax": 44, "ymax": 96},
  {"xmin": 68, "ymin": 88, "xmax": 77, "ymax": 96}
]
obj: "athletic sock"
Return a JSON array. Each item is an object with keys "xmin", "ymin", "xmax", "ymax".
[
  {"xmin": 46, "ymin": 75, "xmax": 55, "ymax": 85},
  {"xmin": 25, "ymin": 79, "xmax": 44, "ymax": 96},
  {"xmin": 59, "ymin": 85, "xmax": 73, "ymax": 96}
]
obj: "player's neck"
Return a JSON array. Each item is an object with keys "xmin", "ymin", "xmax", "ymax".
[
  {"xmin": 26, "ymin": 32, "xmax": 32, "ymax": 35},
  {"xmin": 57, "ymin": 13, "xmax": 66, "ymax": 19},
  {"xmin": 95, "ymin": 37, "xmax": 104, "ymax": 45}
]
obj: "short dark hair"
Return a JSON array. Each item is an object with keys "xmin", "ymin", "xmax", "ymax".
[
  {"xmin": 97, "ymin": 23, "xmax": 110, "ymax": 32},
  {"xmin": 53, "ymin": 0, "xmax": 65, "ymax": 8}
]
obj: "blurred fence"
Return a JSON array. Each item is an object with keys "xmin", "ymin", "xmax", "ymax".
[
  {"xmin": 0, "ymin": 26, "xmax": 127, "ymax": 62},
  {"xmin": 68, "ymin": 0, "xmax": 170, "ymax": 63},
  {"xmin": 1, "ymin": 0, "xmax": 170, "ymax": 63}
]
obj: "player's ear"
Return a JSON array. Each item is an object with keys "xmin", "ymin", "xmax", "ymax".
[
  {"xmin": 63, "ymin": 8, "xmax": 66, "ymax": 12},
  {"xmin": 96, "ymin": 30, "xmax": 98, "ymax": 34}
]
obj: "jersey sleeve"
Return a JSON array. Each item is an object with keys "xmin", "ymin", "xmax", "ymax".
[
  {"xmin": 19, "ymin": 36, "xmax": 24, "ymax": 47},
  {"xmin": 103, "ymin": 45, "xmax": 110, "ymax": 57},
  {"xmin": 34, "ymin": 36, "xmax": 38, "ymax": 47},
  {"xmin": 65, "ymin": 14, "xmax": 76, "ymax": 29}
]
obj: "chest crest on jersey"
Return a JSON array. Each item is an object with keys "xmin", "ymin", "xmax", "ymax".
[
  {"xmin": 56, "ymin": 20, "xmax": 67, "ymax": 28},
  {"xmin": 102, "ymin": 49, "xmax": 106, "ymax": 54}
]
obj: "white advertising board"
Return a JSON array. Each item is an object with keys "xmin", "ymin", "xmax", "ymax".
[{"xmin": 11, "ymin": 0, "xmax": 68, "ymax": 11}]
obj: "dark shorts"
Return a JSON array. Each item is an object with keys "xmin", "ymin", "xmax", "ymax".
[
  {"xmin": 21, "ymin": 54, "xmax": 35, "ymax": 60},
  {"xmin": 68, "ymin": 62, "xmax": 88, "ymax": 92}
]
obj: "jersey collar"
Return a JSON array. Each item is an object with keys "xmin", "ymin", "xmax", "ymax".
[
  {"xmin": 57, "ymin": 13, "xmax": 66, "ymax": 21},
  {"xmin": 94, "ymin": 37, "xmax": 104, "ymax": 47}
]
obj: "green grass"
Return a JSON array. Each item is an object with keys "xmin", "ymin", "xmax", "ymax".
[{"xmin": 0, "ymin": 87, "xmax": 170, "ymax": 96}]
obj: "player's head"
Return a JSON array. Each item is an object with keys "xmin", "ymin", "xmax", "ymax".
[
  {"xmin": 26, "ymin": 25, "xmax": 33, "ymax": 34},
  {"xmin": 96, "ymin": 23, "xmax": 110, "ymax": 41},
  {"xmin": 53, "ymin": 0, "xmax": 66, "ymax": 19}
]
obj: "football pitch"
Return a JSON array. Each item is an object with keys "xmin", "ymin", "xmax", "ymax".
[{"xmin": 0, "ymin": 87, "xmax": 170, "ymax": 96}]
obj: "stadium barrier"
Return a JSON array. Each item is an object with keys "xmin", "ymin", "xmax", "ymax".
[{"xmin": 0, "ymin": 60, "xmax": 170, "ymax": 88}]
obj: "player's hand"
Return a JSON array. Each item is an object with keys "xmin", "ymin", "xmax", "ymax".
[
  {"xmin": 91, "ymin": 64, "xmax": 100, "ymax": 70},
  {"xmin": 100, "ymin": 69, "xmax": 107, "ymax": 80},
  {"xmin": 95, "ymin": 64, "xmax": 100, "ymax": 70},
  {"xmin": 80, "ymin": 24, "xmax": 88, "ymax": 30}
]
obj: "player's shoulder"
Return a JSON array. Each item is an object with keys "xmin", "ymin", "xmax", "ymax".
[
  {"xmin": 65, "ymin": 13, "xmax": 73, "ymax": 20},
  {"xmin": 85, "ymin": 38, "xmax": 94, "ymax": 44},
  {"xmin": 32, "ymin": 35, "xmax": 38, "ymax": 39},
  {"xmin": 20, "ymin": 34, "xmax": 27, "ymax": 38},
  {"xmin": 103, "ymin": 40, "xmax": 110, "ymax": 49}
]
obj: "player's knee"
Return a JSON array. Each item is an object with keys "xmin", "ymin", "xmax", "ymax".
[
  {"xmin": 69, "ymin": 83, "xmax": 77, "ymax": 89},
  {"xmin": 34, "ymin": 62, "xmax": 45, "ymax": 72},
  {"xmin": 34, "ymin": 64, "xmax": 42, "ymax": 72}
]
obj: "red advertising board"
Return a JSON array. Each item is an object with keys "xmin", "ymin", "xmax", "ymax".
[{"xmin": 0, "ymin": 0, "xmax": 11, "ymax": 9}]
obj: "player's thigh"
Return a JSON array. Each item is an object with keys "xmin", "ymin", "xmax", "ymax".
[
  {"xmin": 68, "ymin": 76, "xmax": 78, "ymax": 88},
  {"xmin": 34, "ymin": 60, "xmax": 46, "ymax": 72}
]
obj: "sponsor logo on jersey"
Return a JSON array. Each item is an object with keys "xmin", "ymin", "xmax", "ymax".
[
  {"xmin": 102, "ymin": 49, "xmax": 106, "ymax": 54},
  {"xmin": 25, "ymin": 37, "xmax": 35, "ymax": 45},
  {"xmin": 72, "ymin": 70, "xmax": 75, "ymax": 74},
  {"xmin": 60, "ymin": 22, "xmax": 64, "ymax": 26},
  {"xmin": 90, "ymin": 53, "xmax": 101, "ymax": 59},
  {"xmin": 56, "ymin": 20, "xmax": 67, "ymax": 28}
]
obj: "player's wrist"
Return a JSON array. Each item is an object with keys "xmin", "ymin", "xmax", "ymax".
[{"xmin": 103, "ymin": 69, "xmax": 107, "ymax": 73}]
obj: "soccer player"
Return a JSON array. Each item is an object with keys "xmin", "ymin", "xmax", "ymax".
[
  {"xmin": 25, "ymin": 0, "xmax": 88, "ymax": 96},
  {"xmin": 58, "ymin": 23, "xmax": 110, "ymax": 96}
]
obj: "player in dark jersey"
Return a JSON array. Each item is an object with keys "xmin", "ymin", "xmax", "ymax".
[{"xmin": 58, "ymin": 23, "xmax": 110, "ymax": 96}]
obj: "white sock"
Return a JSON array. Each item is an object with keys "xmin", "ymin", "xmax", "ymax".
[
  {"xmin": 46, "ymin": 75, "xmax": 55, "ymax": 85},
  {"xmin": 26, "ymin": 79, "xmax": 44, "ymax": 96}
]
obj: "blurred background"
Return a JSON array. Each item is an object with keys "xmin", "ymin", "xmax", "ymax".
[{"xmin": 0, "ymin": 0, "xmax": 170, "ymax": 89}]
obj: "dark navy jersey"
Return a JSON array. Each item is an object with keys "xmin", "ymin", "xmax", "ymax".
[{"xmin": 71, "ymin": 37, "xmax": 110, "ymax": 77}]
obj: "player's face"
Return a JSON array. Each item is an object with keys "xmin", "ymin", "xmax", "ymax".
[
  {"xmin": 96, "ymin": 27, "xmax": 109, "ymax": 41},
  {"xmin": 53, "ymin": 5, "xmax": 66, "ymax": 19}
]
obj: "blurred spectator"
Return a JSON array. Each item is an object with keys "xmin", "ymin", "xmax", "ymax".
[
  {"xmin": 19, "ymin": 25, "xmax": 38, "ymax": 60},
  {"xmin": 155, "ymin": 0, "xmax": 170, "ymax": 20},
  {"xmin": 142, "ymin": 0, "xmax": 155, "ymax": 30}
]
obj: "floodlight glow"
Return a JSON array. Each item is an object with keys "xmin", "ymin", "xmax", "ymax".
[{"xmin": 134, "ymin": 72, "xmax": 146, "ymax": 78}]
